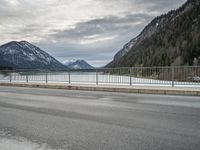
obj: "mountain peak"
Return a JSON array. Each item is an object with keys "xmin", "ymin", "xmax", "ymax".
[
  {"xmin": 19, "ymin": 40, "xmax": 31, "ymax": 45},
  {"xmin": 2, "ymin": 41, "xmax": 33, "ymax": 48},
  {"xmin": 0, "ymin": 41, "xmax": 65, "ymax": 69},
  {"xmin": 63, "ymin": 59, "xmax": 94, "ymax": 69},
  {"xmin": 76, "ymin": 60, "xmax": 86, "ymax": 63}
]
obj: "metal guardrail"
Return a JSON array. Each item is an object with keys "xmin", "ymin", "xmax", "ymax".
[{"xmin": 0, "ymin": 66, "xmax": 200, "ymax": 87}]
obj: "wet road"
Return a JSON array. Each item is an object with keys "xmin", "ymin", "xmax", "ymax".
[{"xmin": 0, "ymin": 86, "xmax": 200, "ymax": 150}]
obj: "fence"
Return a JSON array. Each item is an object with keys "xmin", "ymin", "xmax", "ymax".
[{"xmin": 0, "ymin": 66, "xmax": 200, "ymax": 87}]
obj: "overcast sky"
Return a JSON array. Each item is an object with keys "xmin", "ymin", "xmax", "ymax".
[{"xmin": 0, "ymin": 0, "xmax": 186, "ymax": 67}]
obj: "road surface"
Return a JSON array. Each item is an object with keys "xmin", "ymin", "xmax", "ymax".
[{"xmin": 0, "ymin": 86, "xmax": 199, "ymax": 150}]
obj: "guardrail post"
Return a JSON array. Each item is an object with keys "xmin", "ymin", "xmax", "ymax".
[
  {"xmin": 10, "ymin": 73, "xmax": 12, "ymax": 83},
  {"xmin": 129, "ymin": 68, "xmax": 132, "ymax": 86},
  {"xmin": 96, "ymin": 70, "xmax": 98, "ymax": 85},
  {"xmin": 172, "ymin": 66, "xmax": 175, "ymax": 87},
  {"xmin": 69, "ymin": 70, "xmax": 71, "ymax": 84},
  {"xmin": 26, "ymin": 74, "xmax": 28, "ymax": 83},
  {"xmin": 45, "ymin": 71, "xmax": 48, "ymax": 84}
]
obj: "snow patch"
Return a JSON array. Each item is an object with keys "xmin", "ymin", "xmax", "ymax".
[{"xmin": 0, "ymin": 137, "xmax": 53, "ymax": 150}]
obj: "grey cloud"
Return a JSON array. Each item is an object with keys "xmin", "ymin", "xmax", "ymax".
[
  {"xmin": 94, "ymin": 0, "xmax": 187, "ymax": 12},
  {"xmin": 133, "ymin": 0, "xmax": 187, "ymax": 11},
  {"xmin": 53, "ymin": 13, "xmax": 153, "ymax": 42}
]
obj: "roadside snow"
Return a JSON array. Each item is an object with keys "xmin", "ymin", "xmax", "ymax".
[{"xmin": 0, "ymin": 137, "xmax": 52, "ymax": 150}]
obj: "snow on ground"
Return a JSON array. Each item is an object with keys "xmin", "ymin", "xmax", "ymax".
[
  {"xmin": 0, "ymin": 137, "xmax": 53, "ymax": 150},
  {"xmin": 0, "ymin": 130, "xmax": 62, "ymax": 150}
]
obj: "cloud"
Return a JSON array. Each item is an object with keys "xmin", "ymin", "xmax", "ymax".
[
  {"xmin": 37, "ymin": 13, "xmax": 153, "ymax": 66},
  {"xmin": 51, "ymin": 13, "xmax": 153, "ymax": 43},
  {"xmin": 0, "ymin": 0, "xmax": 187, "ymax": 66},
  {"xmin": 79, "ymin": 35, "xmax": 119, "ymax": 45}
]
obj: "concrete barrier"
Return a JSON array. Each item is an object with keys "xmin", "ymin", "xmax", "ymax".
[{"xmin": 0, "ymin": 82, "xmax": 200, "ymax": 96}]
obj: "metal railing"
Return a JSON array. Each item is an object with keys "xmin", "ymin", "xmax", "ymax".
[{"xmin": 0, "ymin": 66, "xmax": 200, "ymax": 87}]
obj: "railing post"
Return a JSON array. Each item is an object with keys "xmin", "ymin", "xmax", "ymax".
[
  {"xmin": 68, "ymin": 70, "xmax": 71, "ymax": 84},
  {"xmin": 26, "ymin": 74, "xmax": 28, "ymax": 83},
  {"xmin": 96, "ymin": 69, "xmax": 98, "ymax": 85},
  {"xmin": 129, "ymin": 68, "xmax": 132, "ymax": 86},
  {"xmin": 45, "ymin": 71, "xmax": 48, "ymax": 84},
  {"xmin": 10, "ymin": 72, "xmax": 12, "ymax": 83},
  {"xmin": 172, "ymin": 66, "xmax": 175, "ymax": 87}
]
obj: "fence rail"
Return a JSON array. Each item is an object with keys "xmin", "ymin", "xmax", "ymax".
[{"xmin": 0, "ymin": 66, "xmax": 200, "ymax": 87}]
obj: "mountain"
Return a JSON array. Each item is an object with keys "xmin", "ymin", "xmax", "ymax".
[
  {"xmin": 0, "ymin": 41, "xmax": 66, "ymax": 69},
  {"xmin": 107, "ymin": 0, "xmax": 200, "ymax": 68},
  {"xmin": 63, "ymin": 60, "xmax": 94, "ymax": 69}
]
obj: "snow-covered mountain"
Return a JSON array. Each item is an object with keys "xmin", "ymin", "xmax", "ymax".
[
  {"xmin": 0, "ymin": 41, "xmax": 66, "ymax": 69},
  {"xmin": 63, "ymin": 60, "xmax": 94, "ymax": 69}
]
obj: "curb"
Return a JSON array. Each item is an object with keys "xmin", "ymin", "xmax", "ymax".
[{"xmin": 0, "ymin": 82, "xmax": 200, "ymax": 96}]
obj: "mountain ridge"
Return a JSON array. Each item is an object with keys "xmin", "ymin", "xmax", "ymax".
[
  {"xmin": 107, "ymin": 0, "xmax": 200, "ymax": 67},
  {"xmin": 0, "ymin": 41, "xmax": 66, "ymax": 69}
]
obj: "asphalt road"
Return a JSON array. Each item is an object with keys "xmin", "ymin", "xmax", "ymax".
[{"xmin": 0, "ymin": 86, "xmax": 200, "ymax": 150}]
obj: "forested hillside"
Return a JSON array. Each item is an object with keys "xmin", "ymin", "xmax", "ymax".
[{"xmin": 107, "ymin": 0, "xmax": 200, "ymax": 67}]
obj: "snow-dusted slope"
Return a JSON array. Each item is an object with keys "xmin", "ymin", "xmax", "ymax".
[
  {"xmin": 63, "ymin": 60, "xmax": 94, "ymax": 69},
  {"xmin": 0, "ymin": 41, "xmax": 65, "ymax": 69},
  {"xmin": 107, "ymin": 0, "xmax": 199, "ymax": 67},
  {"xmin": 114, "ymin": 38, "xmax": 137, "ymax": 61},
  {"xmin": 112, "ymin": 11, "xmax": 173, "ymax": 62}
]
